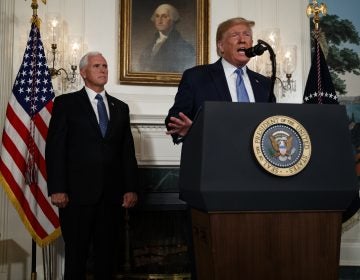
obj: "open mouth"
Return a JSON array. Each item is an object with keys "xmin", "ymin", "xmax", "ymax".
[{"xmin": 237, "ymin": 47, "xmax": 246, "ymax": 54}]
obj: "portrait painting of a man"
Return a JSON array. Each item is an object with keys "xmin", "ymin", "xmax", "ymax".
[
  {"xmin": 130, "ymin": 0, "xmax": 196, "ymax": 73},
  {"xmin": 119, "ymin": 0, "xmax": 208, "ymax": 85}
]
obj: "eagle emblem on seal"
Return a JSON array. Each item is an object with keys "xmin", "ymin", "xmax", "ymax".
[{"xmin": 269, "ymin": 131, "xmax": 296, "ymax": 162}]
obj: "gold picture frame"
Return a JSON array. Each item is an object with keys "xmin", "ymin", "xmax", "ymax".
[{"xmin": 119, "ymin": 0, "xmax": 209, "ymax": 86}]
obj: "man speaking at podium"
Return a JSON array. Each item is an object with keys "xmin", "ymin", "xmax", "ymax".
[
  {"xmin": 166, "ymin": 17, "xmax": 271, "ymax": 143},
  {"xmin": 165, "ymin": 17, "xmax": 272, "ymax": 280}
]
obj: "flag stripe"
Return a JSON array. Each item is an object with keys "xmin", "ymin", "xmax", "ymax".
[
  {"xmin": 6, "ymin": 103, "xmax": 30, "ymax": 144},
  {"xmin": 1, "ymin": 143, "xmax": 58, "ymax": 235},
  {"xmin": 29, "ymin": 179, "xmax": 59, "ymax": 228},
  {"xmin": 7, "ymin": 90, "xmax": 52, "ymax": 165},
  {"xmin": 34, "ymin": 108, "xmax": 50, "ymax": 140},
  {"xmin": 2, "ymin": 117, "xmax": 59, "ymax": 227},
  {"xmin": 1, "ymin": 131, "xmax": 58, "ymax": 228},
  {"xmin": 5, "ymin": 104, "xmax": 47, "ymax": 180},
  {"xmin": 0, "ymin": 153, "xmax": 58, "ymax": 236},
  {"xmin": 35, "ymin": 170, "xmax": 59, "ymax": 227},
  {"xmin": 0, "ymin": 158, "xmax": 48, "ymax": 238},
  {"xmin": 45, "ymin": 100, "xmax": 53, "ymax": 115},
  {"xmin": 1, "ymin": 131, "xmax": 27, "ymax": 177}
]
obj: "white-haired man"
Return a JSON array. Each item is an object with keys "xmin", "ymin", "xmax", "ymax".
[
  {"xmin": 46, "ymin": 51, "xmax": 138, "ymax": 279},
  {"xmin": 139, "ymin": 3, "xmax": 195, "ymax": 72}
]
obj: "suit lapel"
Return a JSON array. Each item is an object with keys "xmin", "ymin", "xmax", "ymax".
[
  {"xmin": 247, "ymin": 70, "xmax": 267, "ymax": 102},
  {"xmin": 105, "ymin": 93, "xmax": 117, "ymax": 138},
  {"xmin": 209, "ymin": 59, "xmax": 232, "ymax": 102},
  {"xmin": 77, "ymin": 87, "xmax": 104, "ymax": 137}
]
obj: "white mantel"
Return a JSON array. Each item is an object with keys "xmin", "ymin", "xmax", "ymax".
[{"xmin": 1, "ymin": 0, "xmax": 359, "ymax": 279}]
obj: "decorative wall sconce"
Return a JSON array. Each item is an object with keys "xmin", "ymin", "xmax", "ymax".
[
  {"xmin": 280, "ymin": 45, "xmax": 297, "ymax": 94},
  {"xmin": 252, "ymin": 28, "xmax": 297, "ymax": 98},
  {"xmin": 45, "ymin": 14, "xmax": 83, "ymax": 92}
]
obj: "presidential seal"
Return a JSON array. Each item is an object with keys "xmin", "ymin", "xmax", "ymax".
[{"xmin": 253, "ymin": 115, "xmax": 311, "ymax": 176}]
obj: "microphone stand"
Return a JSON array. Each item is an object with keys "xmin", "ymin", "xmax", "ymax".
[{"xmin": 256, "ymin": 39, "xmax": 277, "ymax": 103}]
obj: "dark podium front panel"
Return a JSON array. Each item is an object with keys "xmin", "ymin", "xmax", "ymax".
[{"xmin": 179, "ymin": 102, "xmax": 357, "ymax": 212}]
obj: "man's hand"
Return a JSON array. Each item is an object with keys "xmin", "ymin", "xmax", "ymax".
[
  {"xmin": 51, "ymin": 193, "xmax": 69, "ymax": 208},
  {"xmin": 122, "ymin": 192, "xmax": 138, "ymax": 208},
  {"xmin": 166, "ymin": 112, "xmax": 193, "ymax": 137}
]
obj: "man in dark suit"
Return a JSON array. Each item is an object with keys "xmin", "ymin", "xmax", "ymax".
[
  {"xmin": 45, "ymin": 52, "xmax": 138, "ymax": 280},
  {"xmin": 165, "ymin": 18, "xmax": 271, "ymax": 280},
  {"xmin": 166, "ymin": 17, "xmax": 271, "ymax": 144},
  {"xmin": 139, "ymin": 3, "xmax": 195, "ymax": 73}
]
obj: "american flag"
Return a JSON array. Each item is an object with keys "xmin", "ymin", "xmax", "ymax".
[
  {"xmin": 303, "ymin": 36, "xmax": 339, "ymax": 104},
  {"xmin": 0, "ymin": 22, "xmax": 60, "ymax": 246}
]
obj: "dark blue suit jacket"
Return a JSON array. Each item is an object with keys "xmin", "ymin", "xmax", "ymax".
[
  {"xmin": 165, "ymin": 59, "xmax": 271, "ymax": 143},
  {"xmin": 46, "ymin": 88, "xmax": 138, "ymax": 205}
]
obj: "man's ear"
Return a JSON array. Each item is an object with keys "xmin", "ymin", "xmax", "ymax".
[
  {"xmin": 217, "ymin": 41, "xmax": 224, "ymax": 54},
  {"xmin": 80, "ymin": 69, "xmax": 86, "ymax": 79}
]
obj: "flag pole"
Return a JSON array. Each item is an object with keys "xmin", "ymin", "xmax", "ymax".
[
  {"xmin": 31, "ymin": 239, "xmax": 37, "ymax": 280},
  {"xmin": 306, "ymin": 0, "xmax": 328, "ymax": 33},
  {"xmin": 28, "ymin": 2, "xmax": 47, "ymax": 280},
  {"xmin": 30, "ymin": 2, "xmax": 38, "ymax": 278},
  {"xmin": 30, "ymin": 2, "xmax": 39, "ymax": 279},
  {"xmin": 31, "ymin": 0, "xmax": 40, "ymax": 280}
]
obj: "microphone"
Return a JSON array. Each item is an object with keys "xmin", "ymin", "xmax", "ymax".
[{"xmin": 245, "ymin": 42, "xmax": 268, "ymax": 58}]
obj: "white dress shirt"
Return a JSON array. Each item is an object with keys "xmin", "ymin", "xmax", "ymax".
[
  {"xmin": 85, "ymin": 86, "xmax": 110, "ymax": 123},
  {"xmin": 221, "ymin": 58, "xmax": 255, "ymax": 102}
]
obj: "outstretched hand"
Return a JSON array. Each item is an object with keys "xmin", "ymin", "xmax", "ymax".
[{"xmin": 166, "ymin": 112, "xmax": 193, "ymax": 137}]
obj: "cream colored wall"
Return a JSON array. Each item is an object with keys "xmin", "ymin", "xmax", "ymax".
[{"xmin": 1, "ymin": 0, "xmax": 359, "ymax": 279}]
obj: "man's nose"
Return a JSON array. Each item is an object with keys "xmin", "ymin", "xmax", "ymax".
[{"xmin": 237, "ymin": 36, "xmax": 246, "ymax": 44}]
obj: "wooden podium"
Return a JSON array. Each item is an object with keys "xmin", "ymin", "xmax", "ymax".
[{"xmin": 178, "ymin": 102, "xmax": 358, "ymax": 280}]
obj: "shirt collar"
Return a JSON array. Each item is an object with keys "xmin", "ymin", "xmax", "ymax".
[
  {"xmin": 221, "ymin": 58, "xmax": 247, "ymax": 78},
  {"xmin": 84, "ymin": 86, "xmax": 106, "ymax": 101},
  {"xmin": 158, "ymin": 32, "xmax": 168, "ymax": 41}
]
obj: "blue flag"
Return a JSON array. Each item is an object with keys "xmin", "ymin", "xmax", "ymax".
[{"xmin": 303, "ymin": 37, "xmax": 339, "ymax": 104}]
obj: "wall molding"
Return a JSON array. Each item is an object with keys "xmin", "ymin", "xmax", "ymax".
[
  {"xmin": 0, "ymin": 0, "xmax": 14, "ymax": 276},
  {"xmin": 132, "ymin": 124, "xmax": 181, "ymax": 166}
]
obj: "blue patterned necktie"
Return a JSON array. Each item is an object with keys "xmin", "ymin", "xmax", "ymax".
[
  {"xmin": 95, "ymin": 94, "xmax": 108, "ymax": 137},
  {"xmin": 235, "ymin": 68, "xmax": 250, "ymax": 102}
]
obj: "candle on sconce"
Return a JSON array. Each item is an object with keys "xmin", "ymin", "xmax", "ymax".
[
  {"xmin": 70, "ymin": 42, "xmax": 80, "ymax": 66},
  {"xmin": 280, "ymin": 45, "xmax": 297, "ymax": 93},
  {"xmin": 45, "ymin": 14, "xmax": 81, "ymax": 88},
  {"xmin": 282, "ymin": 45, "xmax": 297, "ymax": 75},
  {"xmin": 50, "ymin": 18, "xmax": 59, "ymax": 44},
  {"xmin": 283, "ymin": 53, "xmax": 293, "ymax": 74}
]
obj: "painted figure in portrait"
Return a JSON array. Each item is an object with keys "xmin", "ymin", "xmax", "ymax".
[{"xmin": 136, "ymin": 3, "xmax": 195, "ymax": 73}]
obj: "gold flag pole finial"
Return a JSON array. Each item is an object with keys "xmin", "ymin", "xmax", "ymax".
[
  {"xmin": 27, "ymin": 0, "xmax": 47, "ymax": 28},
  {"xmin": 306, "ymin": 0, "xmax": 327, "ymax": 32}
]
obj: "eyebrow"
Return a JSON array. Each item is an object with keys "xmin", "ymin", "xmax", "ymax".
[
  {"xmin": 93, "ymin": 63, "xmax": 107, "ymax": 67},
  {"xmin": 229, "ymin": 31, "xmax": 251, "ymax": 35}
]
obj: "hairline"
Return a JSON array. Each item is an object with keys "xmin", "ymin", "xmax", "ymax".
[
  {"xmin": 150, "ymin": 4, "xmax": 180, "ymax": 23},
  {"xmin": 215, "ymin": 17, "xmax": 255, "ymax": 56},
  {"xmin": 79, "ymin": 51, "xmax": 104, "ymax": 70}
]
